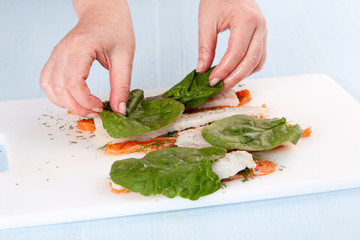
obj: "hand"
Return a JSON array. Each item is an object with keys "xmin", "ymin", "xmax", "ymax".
[
  {"xmin": 197, "ymin": 0, "xmax": 267, "ymax": 90},
  {"xmin": 40, "ymin": 0, "xmax": 135, "ymax": 117}
]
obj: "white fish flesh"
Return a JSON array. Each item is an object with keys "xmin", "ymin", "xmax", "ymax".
[
  {"xmin": 193, "ymin": 89, "xmax": 239, "ymax": 109},
  {"xmin": 212, "ymin": 151, "xmax": 256, "ymax": 179},
  {"xmin": 175, "ymin": 126, "xmax": 212, "ymax": 148},
  {"xmin": 93, "ymin": 116, "xmax": 117, "ymax": 145}
]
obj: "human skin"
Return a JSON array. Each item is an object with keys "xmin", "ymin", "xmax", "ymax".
[
  {"xmin": 197, "ymin": 0, "xmax": 267, "ymax": 91},
  {"xmin": 40, "ymin": 0, "xmax": 135, "ymax": 117},
  {"xmin": 40, "ymin": 0, "xmax": 266, "ymax": 116}
]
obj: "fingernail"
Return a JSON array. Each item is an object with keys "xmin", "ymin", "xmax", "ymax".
[
  {"xmin": 209, "ymin": 78, "xmax": 220, "ymax": 86},
  {"xmin": 196, "ymin": 60, "xmax": 204, "ymax": 72},
  {"xmin": 87, "ymin": 113, "xmax": 98, "ymax": 118},
  {"xmin": 91, "ymin": 107, "xmax": 102, "ymax": 112},
  {"xmin": 118, "ymin": 102, "xmax": 126, "ymax": 115}
]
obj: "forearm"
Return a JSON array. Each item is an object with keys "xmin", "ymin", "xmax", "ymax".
[{"xmin": 72, "ymin": 0, "xmax": 130, "ymax": 22}]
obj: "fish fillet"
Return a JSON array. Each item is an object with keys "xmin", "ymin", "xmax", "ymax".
[
  {"xmin": 193, "ymin": 89, "xmax": 239, "ymax": 109},
  {"xmin": 175, "ymin": 126, "xmax": 212, "ymax": 148},
  {"xmin": 95, "ymin": 105, "xmax": 268, "ymax": 144},
  {"xmin": 132, "ymin": 105, "xmax": 268, "ymax": 141},
  {"xmin": 110, "ymin": 150, "xmax": 256, "ymax": 194}
]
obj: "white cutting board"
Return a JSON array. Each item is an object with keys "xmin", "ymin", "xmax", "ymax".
[{"xmin": 1, "ymin": 74, "xmax": 360, "ymax": 230}]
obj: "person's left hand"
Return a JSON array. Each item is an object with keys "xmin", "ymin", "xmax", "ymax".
[{"xmin": 197, "ymin": 0, "xmax": 267, "ymax": 90}]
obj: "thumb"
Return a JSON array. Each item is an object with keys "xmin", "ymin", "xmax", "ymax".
[
  {"xmin": 197, "ymin": 14, "xmax": 217, "ymax": 73},
  {"xmin": 109, "ymin": 54, "xmax": 133, "ymax": 115}
]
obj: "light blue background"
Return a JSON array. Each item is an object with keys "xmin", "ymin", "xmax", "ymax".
[{"xmin": 1, "ymin": 0, "xmax": 360, "ymax": 239}]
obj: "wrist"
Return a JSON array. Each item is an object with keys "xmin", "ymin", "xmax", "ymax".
[{"xmin": 72, "ymin": 0, "xmax": 128, "ymax": 22}]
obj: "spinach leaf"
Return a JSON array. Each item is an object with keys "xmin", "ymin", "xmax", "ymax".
[
  {"xmin": 110, "ymin": 147, "xmax": 226, "ymax": 200},
  {"xmin": 163, "ymin": 66, "xmax": 223, "ymax": 107},
  {"xmin": 125, "ymin": 89, "xmax": 144, "ymax": 115},
  {"xmin": 202, "ymin": 115, "xmax": 302, "ymax": 151},
  {"xmin": 100, "ymin": 89, "xmax": 185, "ymax": 138}
]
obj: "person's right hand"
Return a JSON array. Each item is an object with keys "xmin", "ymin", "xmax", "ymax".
[
  {"xmin": 40, "ymin": 0, "xmax": 135, "ymax": 117},
  {"xmin": 196, "ymin": 0, "xmax": 267, "ymax": 91}
]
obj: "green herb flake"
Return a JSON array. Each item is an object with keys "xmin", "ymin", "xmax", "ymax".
[
  {"xmin": 238, "ymin": 168, "xmax": 256, "ymax": 183},
  {"xmin": 98, "ymin": 141, "xmax": 113, "ymax": 150},
  {"xmin": 133, "ymin": 139, "xmax": 173, "ymax": 153},
  {"xmin": 162, "ymin": 131, "xmax": 178, "ymax": 137}
]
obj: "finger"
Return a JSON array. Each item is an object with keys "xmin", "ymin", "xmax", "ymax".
[
  {"xmin": 65, "ymin": 50, "xmax": 103, "ymax": 112},
  {"xmin": 109, "ymin": 53, "xmax": 133, "ymax": 115},
  {"xmin": 252, "ymin": 29, "xmax": 267, "ymax": 74},
  {"xmin": 223, "ymin": 30, "xmax": 264, "ymax": 88},
  {"xmin": 209, "ymin": 20, "xmax": 256, "ymax": 86},
  {"xmin": 197, "ymin": 12, "xmax": 217, "ymax": 73},
  {"xmin": 64, "ymin": 89, "xmax": 96, "ymax": 117},
  {"xmin": 39, "ymin": 53, "xmax": 65, "ymax": 108},
  {"xmin": 51, "ymin": 62, "xmax": 94, "ymax": 117}
]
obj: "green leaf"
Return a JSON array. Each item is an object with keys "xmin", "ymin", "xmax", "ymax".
[
  {"xmin": 110, "ymin": 147, "xmax": 226, "ymax": 200},
  {"xmin": 163, "ymin": 66, "xmax": 223, "ymax": 107},
  {"xmin": 202, "ymin": 115, "xmax": 302, "ymax": 151},
  {"xmin": 126, "ymin": 89, "xmax": 144, "ymax": 115},
  {"xmin": 100, "ymin": 89, "xmax": 185, "ymax": 138}
]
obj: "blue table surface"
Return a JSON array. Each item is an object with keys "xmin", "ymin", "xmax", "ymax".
[{"xmin": 1, "ymin": 0, "xmax": 360, "ymax": 239}]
